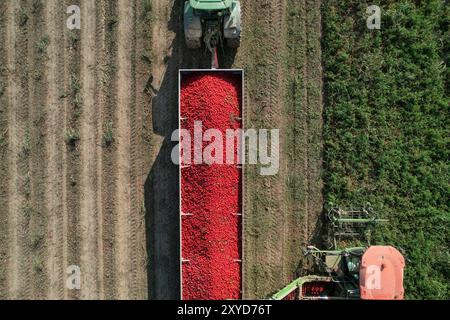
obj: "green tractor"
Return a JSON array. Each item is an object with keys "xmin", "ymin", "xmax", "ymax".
[{"xmin": 183, "ymin": 0, "xmax": 241, "ymax": 67}]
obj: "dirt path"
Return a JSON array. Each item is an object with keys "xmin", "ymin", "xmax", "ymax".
[
  {"xmin": 304, "ymin": 0, "xmax": 324, "ymax": 249},
  {"xmin": 7, "ymin": 0, "xmax": 36, "ymax": 299},
  {"xmin": 0, "ymin": 0, "xmax": 9, "ymax": 299},
  {"xmin": 235, "ymin": 0, "xmax": 290, "ymax": 298},
  {"xmin": 28, "ymin": 0, "xmax": 50, "ymax": 298},
  {"xmin": 132, "ymin": 0, "xmax": 151, "ymax": 300},
  {"xmin": 94, "ymin": 0, "xmax": 108, "ymax": 300},
  {"xmin": 79, "ymin": 0, "xmax": 100, "ymax": 299},
  {"xmin": 4, "ymin": 0, "xmax": 22, "ymax": 299},
  {"xmin": 145, "ymin": 0, "xmax": 179, "ymax": 300},
  {"xmin": 115, "ymin": 0, "xmax": 133, "ymax": 300},
  {"xmin": 45, "ymin": 0, "xmax": 65, "ymax": 300}
]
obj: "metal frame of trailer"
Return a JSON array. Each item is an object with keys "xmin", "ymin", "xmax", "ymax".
[{"xmin": 178, "ymin": 69, "xmax": 244, "ymax": 299}]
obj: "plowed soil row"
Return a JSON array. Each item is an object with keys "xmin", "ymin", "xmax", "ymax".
[{"xmin": 0, "ymin": 0, "xmax": 148, "ymax": 299}]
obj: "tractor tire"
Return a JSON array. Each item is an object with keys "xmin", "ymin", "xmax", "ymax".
[
  {"xmin": 185, "ymin": 38, "xmax": 202, "ymax": 49},
  {"xmin": 226, "ymin": 37, "xmax": 241, "ymax": 49}
]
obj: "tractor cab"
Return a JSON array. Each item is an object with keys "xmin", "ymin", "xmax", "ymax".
[
  {"xmin": 190, "ymin": 0, "xmax": 233, "ymax": 18},
  {"xmin": 184, "ymin": 0, "xmax": 241, "ymax": 52}
]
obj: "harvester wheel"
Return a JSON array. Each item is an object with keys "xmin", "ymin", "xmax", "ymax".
[{"xmin": 226, "ymin": 37, "xmax": 241, "ymax": 48}]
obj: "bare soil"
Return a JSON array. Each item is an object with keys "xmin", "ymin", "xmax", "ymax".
[{"xmin": 0, "ymin": 0, "xmax": 324, "ymax": 299}]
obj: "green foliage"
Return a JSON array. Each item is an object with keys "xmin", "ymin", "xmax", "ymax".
[
  {"xmin": 17, "ymin": 7, "xmax": 28, "ymax": 27},
  {"xmin": 143, "ymin": 0, "xmax": 152, "ymax": 19},
  {"xmin": 69, "ymin": 74, "xmax": 83, "ymax": 112},
  {"xmin": 102, "ymin": 121, "xmax": 114, "ymax": 146},
  {"xmin": 0, "ymin": 131, "xmax": 6, "ymax": 148},
  {"xmin": 322, "ymin": 0, "xmax": 449, "ymax": 299},
  {"xmin": 64, "ymin": 129, "xmax": 80, "ymax": 146},
  {"xmin": 19, "ymin": 131, "xmax": 31, "ymax": 159},
  {"xmin": 107, "ymin": 16, "xmax": 118, "ymax": 31},
  {"xmin": 31, "ymin": 0, "xmax": 42, "ymax": 14},
  {"xmin": 0, "ymin": 82, "xmax": 5, "ymax": 97},
  {"xmin": 36, "ymin": 35, "xmax": 50, "ymax": 55},
  {"xmin": 68, "ymin": 30, "xmax": 80, "ymax": 49}
]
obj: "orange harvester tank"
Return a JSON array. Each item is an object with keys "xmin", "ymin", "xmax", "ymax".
[{"xmin": 359, "ymin": 246, "xmax": 405, "ymax": 300}]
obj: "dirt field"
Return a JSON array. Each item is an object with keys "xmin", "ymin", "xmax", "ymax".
[
  {"xmin": 0, "ymin": 0, "xmax": 149, "ymax": 299},
  {"xmin": 0, "ymin": 0, "xmax": 324, "ymax": 299}
]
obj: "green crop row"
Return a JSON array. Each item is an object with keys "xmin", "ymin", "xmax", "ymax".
[{"xmin": 322, "ymin": 0, "xmax": 449, "ymax": 299}]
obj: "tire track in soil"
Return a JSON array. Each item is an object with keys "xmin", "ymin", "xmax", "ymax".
[
  {"xmin": 4, "ymin": 0, "xmax": 21, "ymax": 298},
  {"xmin": 285, "ymin": 0, "xmax": 324, "ymax": 275},
  {"xmin": 115, "ymin": 0, "xmax": 133, "ymax": 299},
  {"xmin": 94, "ymin": 0, "xmax": 108, "ymax": 300},
  {"xmin": 99, "ymin": 0, "xmax": 118, "ymax": 300},
  {"xmin": 301, "ymin": 0, "xmax": 311, "ymax": 248},
  {"xmin": 146, "ymin": 0, "xmax": 178, "ymax": 300},
  {"xmin": 79, "ymin": 0, "xmax": 100, "ymax": 299},
  {"xmin": 133, "ymin": 0, "xmax": 151, "ymax": 300},
  {"xmin": 238, "ymin": 0, "xmax": 249, "ymax": 297},
  {"xmin": 128, "ymin": 0, "xmax": 146, "ymax": 299},
  {"xmin": 304, "ymin": 0, "xmax": 323, "ymax": 249},
  {"xmin": 27, "ymin": 0, "xmax": 50, "ymax": 299},
  {"xmin": 238, "ymin": 0, "xmax": 288, "ymax": 298},
  {"xmin": 283, "ymin": 0, "xmax": 305, "ymax": 283},
  {"xmin": 265, "ymin": 0, "xmax": 288, "ymax": 292},
  {"xmin": 45, "ymin": 0, "xmax": 66, "ymax": 300},
  {"xmin": 0, "ymin": 1, "xmax": 9, "ymax": 299},
  {"xmin": 5, "ymin": 0, "xmax": 32, "ymax": 299},
  {"xmin": 64, "ymin": 0, "xmax": 82, "ymax": 301},
  {"xmin": 234, "ymin": 0, "xmax": 262, "ymax": 299},
  {"xmin": 235, "ymin": 0, "xmax": 253, "ymax": 299}
]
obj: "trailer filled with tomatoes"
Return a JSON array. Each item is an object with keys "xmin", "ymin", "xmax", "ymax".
[{"xmin": 179, "ymin": 70, "xmax": 244, "ymax": 300}]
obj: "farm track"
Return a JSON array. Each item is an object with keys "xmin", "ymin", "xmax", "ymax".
[
  {"xmin": 64, "ymin": 0, "xmax": 82, "ymax": 300},
  {"xmin": 94, "ymin": 0, "xmax": 107, "ymax": 299},
  {"xmin": 115, "ymin": 0, "xmax": 132, "ymax": 299},
  {"xmin": 146, "ymin": 0, "xmax": 180, "ymax": 300},
  {"xmin": 99, "ymin": 0, "xmax": 117, "ymax": 299},
  {"xmin": 28, "ymin": 0, "xmax": 50, "ymax": 298},
  {"xmin": 265, "ymin": 0, "xmax": 288, "ymax": 293},
  {"xmin": 79, "ymin": 0, "xmax": 99, "ymax": 299},
  {"xmin": 304, "ymin": 0, "xmax": 324, "ymax": 252},
  {"xmin": 45, "ymin": 0, "xmax": 66, "ymax": 300},
  {"xmin": 4, "ymin": 0, "xmax": 32, "ymax": 299},
  {"xmin": 237, "ymin": 0, "xmax": 290, "ymax": 298},
  {"xmin": 237, "ymin": 0, "xmax": 324, "ymax": 298},
  {"xmin": 0, "ymin": 0, "xmax": 8, "ymax": 300}
]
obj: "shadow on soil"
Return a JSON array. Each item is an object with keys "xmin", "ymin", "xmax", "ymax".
[
  {"xmin": 144, "ymin": 0, "xmax": 237, "ymax": 299},
  {"xmin": 295, "ymin": 213, "xmax": 327, "ymax": 277}
]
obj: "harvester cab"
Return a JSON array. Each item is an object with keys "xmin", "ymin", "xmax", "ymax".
[
  {"xmin": 271, "ymin": 245, "xmax": 405, "ymax": 300},
  {"xmin": 270, "ymin": 206, "xmax": 406, "ymax": 300},
  {"xmin": 183, "ymin": 0, "xmax": 241, "ymax": 68}
]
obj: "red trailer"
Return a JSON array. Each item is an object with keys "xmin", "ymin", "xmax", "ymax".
[{"xmin": 179, "ymin": 69, "xmax": 244, "ymax": 300}]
